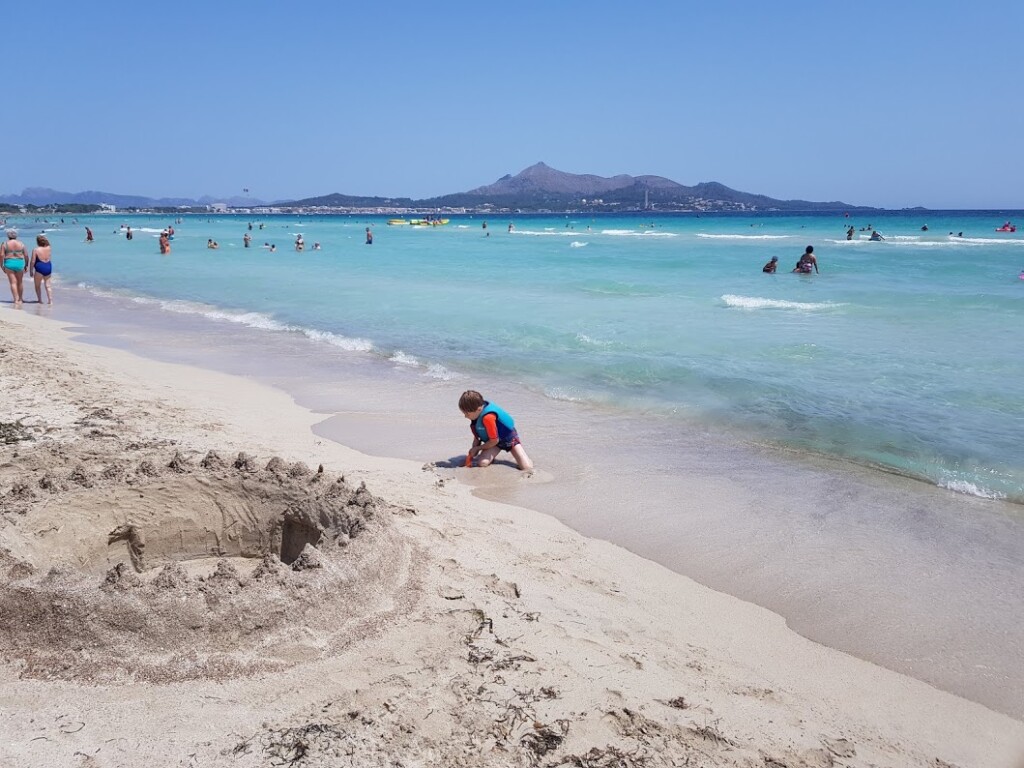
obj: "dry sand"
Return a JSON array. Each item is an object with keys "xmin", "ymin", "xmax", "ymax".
[{"xmin": 1, "ymin": 309, "xmax": 1022, "ymax": 768}]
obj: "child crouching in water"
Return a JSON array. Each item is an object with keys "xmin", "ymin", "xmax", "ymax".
[{"xmin": 459, "ymin": 390, "xmax": 534, "ymax": 471}]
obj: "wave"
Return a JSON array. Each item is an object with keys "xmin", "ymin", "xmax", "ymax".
[
  {"xmin": 576, "ymin": 332, "xmax": 611, "ymax": 347},
  {"xmin": 389, "ymin": 351, "xmax": 419, "ymax": 366},
  {"xmin": 570, "ymin": 241, "xmax": 588, "ymax": 248},
  {"xmin": 75, "ymin": 283, "xmax": 374, "ymax": 352},
  {"xmin": 509, "ymin": 230, "xmax": 581, "ymax": 236},
  {"xmin": 823, "ymin": 238, "xmax": 983, "ymax": 248},
  {"xmin": 957, "ymin": 236, "xmax": 1024, "ymax": 246},
  {"xmin": 939, "ymin": 477, "xmax": 1006, "ymax": 500},
  {"xmin": 601, "ymin": 229, "xmax": 677, "ymax": 238},
  {"xmin": 697, "ymin": 233, "xmax": 792, "ymax": 240},
  {"xmin": 425, "ymin": 363, "xmax": 456, "ymax": 380},
  {"xmin": 721, "ymin": 294, "xmax": 844, "ymax": 311}
]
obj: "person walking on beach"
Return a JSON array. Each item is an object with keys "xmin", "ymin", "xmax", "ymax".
[
  {"xmin": 29, "ymin": 234, "xmax": 53, "ymax": 304},
  {"xmin": 793, "ymin": 245, "xmax": 819, "ymax": 274},
  {"xmin": 762, "ymin": 256, "xmax": 778, "ymax": 273},
  {"xmin": 1, "ymin": 229, "xmax": 28, "ymax": 306},
  {"xmin": 459, "ymin": 389, "xmax": 533, "ymax": 472}
]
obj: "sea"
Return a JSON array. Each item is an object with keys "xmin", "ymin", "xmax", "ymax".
[{"xmin": 7, "ymin": 209, "xmax": 1024, "ymax": 717}]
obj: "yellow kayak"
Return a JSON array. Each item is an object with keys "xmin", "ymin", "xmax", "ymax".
[{"xmin": 387, "ymin": 219, "xmax": 408, "ymax": 226}]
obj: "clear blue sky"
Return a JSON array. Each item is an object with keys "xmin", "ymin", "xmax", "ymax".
[{"xmin": 7, "ymin": 1, "xmax": 1022, "ymax": 208}]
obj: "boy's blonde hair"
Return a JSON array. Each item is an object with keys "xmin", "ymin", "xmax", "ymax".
[{"xmin": 458, "ymin": 390, "xmax": 485, "ymax": 412}]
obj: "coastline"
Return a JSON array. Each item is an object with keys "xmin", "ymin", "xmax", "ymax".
[
  {"xmin": 1, "ymin": 309, "xmax": 1023, "ymax": 766},
  {"xmin": 25, "ymin": 284, "xmax": 1024, "ymax": 720}
]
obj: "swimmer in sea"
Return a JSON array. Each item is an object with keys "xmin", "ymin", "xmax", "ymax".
[
  {"xmin": 762, "ymin": 256, "xmax": 778, "ymax": 273},
  {"xmin": 793, "ymin": 245, "xmax": 819, "ymax": 274}
]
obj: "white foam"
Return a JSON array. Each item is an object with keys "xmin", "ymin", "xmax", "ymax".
[
  {"xmin": 543, "ymin": 386, "xmax": 587, "ymax": 403},
  {"xmin": 721, "ymin": 294, "xmax": 843, "ymax": 311},
  {"xmin": 576, "ymin": 333, "xmax": 610, "ymax": 347},
  {"xmin": 75, "ymin": 284, "xmax": 375, "ymax": 352},
  {"xmin": 425, "ymin": 363, "xmax": 456, "ymax": 380},
  {"xmin": 939, "ymin": 478, "xmax": 1006, "ymax": 500},
  {"xmin": 957, "ymin": 236, "xmax": 1024, "ymax": 246},
  {"xmin": 601, "ymin": 229, "xmax": 677, "ymax": 238},
  {"xmin": 570, "ymin": 241, "xmax": 588, "ymax": 248},
  {"xmin": 512, "ymin": 229, "xmax": 578, "ymax": 237},
  {"xmin": 389, "ymin": 350, "xmax": 419, "ymax": 367},
  {"xmin": 697, "ymin": 233, "xmax": 792, "ymax": 240}
]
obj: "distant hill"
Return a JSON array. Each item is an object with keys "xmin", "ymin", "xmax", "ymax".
[
  {"xmin": 3, "ymin": 165, "xmax": 869, "ymax": 212},
  {"xmin": 419, "ymin": 162, "xmax": 861, "ymax": 212},
  {"xmin": 0, "ymin": 187, "xmax": 267, "ymax": 208},
  {"xmin": 286, "ymin": 162, "xmax": 865, "ymax": 212},
  {"xmin": 279, "ymin": 193, "xmax": 417, "ymax": 209}
]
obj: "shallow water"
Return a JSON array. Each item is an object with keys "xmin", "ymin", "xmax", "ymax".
[{"xmin": 19, "ymin": 210, "xmax": 1024, "ymax": 500}]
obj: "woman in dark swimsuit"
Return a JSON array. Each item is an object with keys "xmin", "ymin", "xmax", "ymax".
[{"xmin": 30, "ymin": 234, "xmax": 53, "ymax": 305}]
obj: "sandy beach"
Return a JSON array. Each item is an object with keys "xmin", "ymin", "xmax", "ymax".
[{"xmin": 1, "ymin": 308, "xmax": 1023, "ymax": 768}]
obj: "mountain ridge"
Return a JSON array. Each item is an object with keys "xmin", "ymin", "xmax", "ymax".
[{"xmin": 1, "ymin": 163, "xmax": 870, "ymax": 212}]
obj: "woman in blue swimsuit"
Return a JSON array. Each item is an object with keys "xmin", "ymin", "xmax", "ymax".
[
  {"xmin": 1, "ymin": 229, "xmax": 27, "ymax": 306},
  {"xmin": 29, "ymin": 234, "xmax": 53, "ymax": 305}
]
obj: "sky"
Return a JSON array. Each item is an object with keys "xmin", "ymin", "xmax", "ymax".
[{"xmin": 6, "ymin": 1, "xmax": 1023, "ymax": 209}]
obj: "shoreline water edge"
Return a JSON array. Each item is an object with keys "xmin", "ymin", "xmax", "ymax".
[{"xmin": 1, "ymin": 307, "xmax": 1023, "ymax": 768}]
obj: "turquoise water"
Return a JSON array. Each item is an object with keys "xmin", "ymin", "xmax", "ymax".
[{"xmin": 15, "ymin": 210, "xmax": 1024, "ymax": 500}]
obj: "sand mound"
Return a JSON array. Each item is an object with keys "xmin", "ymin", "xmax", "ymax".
[{"xmin": 0, "ymin": 441, "xmax": 421, "ymax": 683}]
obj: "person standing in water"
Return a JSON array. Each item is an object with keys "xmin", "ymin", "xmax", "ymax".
[
  {"xmin": 793, "ymin": 245, "xmax": 819, "ymax": 273},
  {"xmin": 365, "ymin": 227, "xmax": 373, "ymax": 245}
]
